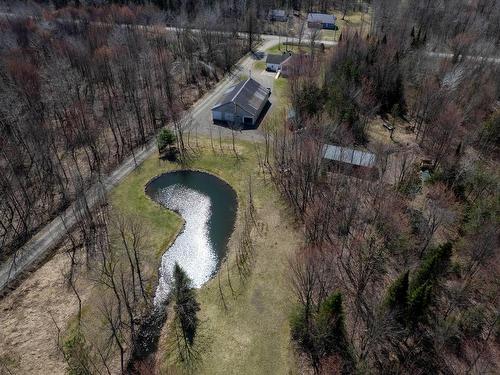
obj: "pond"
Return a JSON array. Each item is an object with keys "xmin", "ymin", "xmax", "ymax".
[{"xmin": 145, "ymin": 170, "xmax": 238, "ymax": 305}]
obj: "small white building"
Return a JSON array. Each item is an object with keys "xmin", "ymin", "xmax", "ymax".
[{"xmin": 265, "ymin": 53, "xmax": 292, "ymax": 72}]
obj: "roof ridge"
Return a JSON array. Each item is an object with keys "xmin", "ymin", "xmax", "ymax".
[{"xmin": 231, "ymin": 78, "xmax": 251, "ymax": 103}]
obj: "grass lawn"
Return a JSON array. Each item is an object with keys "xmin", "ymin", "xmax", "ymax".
[
  {"xmin": 110, "ymin": 158, "xmax": 184, "ymax": 260},
  {"xmin": 266, "ymin": 43, "xmax": 304, "ymax": 54},
  {"xmin": 326, "ymin": 10, "xmax": 371, "ymax": 41},
  {"xmin": 319, "ymin": 28, "xmax": 340, "ymax": 42},
  {"xmin": 60, "ymin": 137, "xmax": 301, "ymax": 374},
  {"xmin": 147, "ymin": 138, "xmax": 302, "ymax": 374},
  {"xmin": 252, "ymin": 60, "xmax": 266, "ymax": 71},
  {"xmin": 262, "ymin": 77, "xmax": 290, "ymax": 133}
]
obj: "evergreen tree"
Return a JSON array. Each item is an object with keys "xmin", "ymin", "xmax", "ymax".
[
  {"xmin": 172, "ymin": 263, "xmax": 200, "ymax": 347},
  {"xmin": 411, "ymin": 242, "xmax": 452, "ymax": 291},
  {"xmin": 157, "ymin": 128, "xmax": 176, "ymax": 154},
  {"xmin": 407, "ymin": 282, "xmax": 433, "ymax": 325},
  {"xmin": 403, "ymin": 242, "xmax": 452, "ymax": 325},
  {"xmin": 316, "ymin": 292, "xmax": 349, "ymax": 357},
  {"xmin": 290, "ymin": 292, "xmax": 352, "ymax": 372},
  {"xmin": 385, "ymin": 270, "xmax": 409, "ymax": 314}
]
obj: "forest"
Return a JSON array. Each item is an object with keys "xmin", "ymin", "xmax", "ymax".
[
  {"xmin": 0, "ymin": 3, "xmax": 246, "ymax": 260},
  {"xmin": 264, "ymin": 0, "xmax": 499, "ymax": 373}
]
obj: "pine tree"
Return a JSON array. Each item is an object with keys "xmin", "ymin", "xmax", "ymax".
[
  {"xmin": 172, "ymin": 263, "xmax": 200, "ymax": 347},
  {"xmin": 411, "ymin": 242, "xmax": 452, "ymax": 291},
  {"xmin": 385, "ymin": 270, "xmax": 409, "ymax": 314},
  {"xmin": 290, "ymin": 292, "xmax": 353, "ymax": 372},
  {"xmin": 403, "ymin": 242, "xmax": 453, "ymax": 325},
  {"xmin": 407, "ymin": 282, "xmax": 433, "ymax": 325},
  {"xmin": 316, "ymin": 292, "xmax": 348, "ymax": 355}
]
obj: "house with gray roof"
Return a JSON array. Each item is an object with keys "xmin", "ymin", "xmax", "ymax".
[
  {"xmin": 266, "ymin": 52, "xmax": 292, "ymax": 72},
  {"xmin": 307, "ymin": 13, "xmax": 336, "ymax": 29},
  {"xmin": 211, "ymin": 78, "xmax": 271, "ymax": 127}
]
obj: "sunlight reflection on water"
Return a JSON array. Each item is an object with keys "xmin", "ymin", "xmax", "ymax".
[{"xmin": 153, "ymin": 184, "xmax": 215, "ymax": 305}]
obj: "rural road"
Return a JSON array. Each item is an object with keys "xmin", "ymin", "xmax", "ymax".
[{"xmin": 0, "ymin": 31, "xmax": 291, "ymax": 293}]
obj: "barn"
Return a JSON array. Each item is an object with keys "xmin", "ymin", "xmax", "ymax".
[{"xmin": 211, "ymin": 78, "xmax": 271, "ymax": 127}]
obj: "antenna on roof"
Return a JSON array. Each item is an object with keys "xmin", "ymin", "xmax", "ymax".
[{"xmin": 249, "ymin": 69, "xmax": 252, "ymax": 79}]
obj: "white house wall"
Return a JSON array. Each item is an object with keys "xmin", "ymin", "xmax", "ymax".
[
  {"xmin": 266, "ymin": 63, "xmax": 280, "ymax": 72},
  {"xmin": 212, "ymin": 102, "xmax": 254, "ymax": 124}
]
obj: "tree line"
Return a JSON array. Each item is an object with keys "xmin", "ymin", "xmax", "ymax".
[
  {"xmin": 262, "ymin": 0, "xmax": 499, "ymax": 373},
  {"xmin": 0, "ymin": 5, "xmax": 246, "ymax": 261}
]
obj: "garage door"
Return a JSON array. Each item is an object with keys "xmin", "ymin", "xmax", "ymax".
[{"xmin": 212, "ymin": 111, "xmax": 222, "ymax": 121}]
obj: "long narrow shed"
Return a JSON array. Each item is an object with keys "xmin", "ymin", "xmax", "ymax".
[{"xmin": 322, "ymin": 144, "xmax": 376, "ymax": 168}]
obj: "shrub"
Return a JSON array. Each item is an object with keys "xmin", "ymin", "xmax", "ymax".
[
  {"xmin": 63, "ymin": 326, "xmax": 91, "ymax": 375},
  {"xmin": 459, "ymin": 307, "xmax": 486, "ymax": 339},
  {"xmin": 157, "ymin": 128, "xmax": 176, "ymax": 153}
]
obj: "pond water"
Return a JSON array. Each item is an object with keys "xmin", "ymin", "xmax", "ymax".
[{"xmin": 145, "ymin": 170, "xmax": 238, "ymax": 305}]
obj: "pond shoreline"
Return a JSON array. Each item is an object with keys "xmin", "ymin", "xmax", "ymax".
[{"xmin": 130, "ymin": 168, "xmax": 239, "ymax": 370}]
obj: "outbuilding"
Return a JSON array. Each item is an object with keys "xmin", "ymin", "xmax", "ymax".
[
  {"xmin": 268, "ymin": 9, "xmax": 288, "ymax": 22},
  {"xmin": 265, "ymin": 52, "xmax": 292, "ymax": 72},
  {"xmin": 211, "ymin": 78, "xmax": 271, "ymax": 127},
  {"xmin": 307, "ymin": 13, "xmax": 337, "ymax": 29},
  {"xmin": 322, "ymin": 144, "xmax": 378, "ymax": 179}
]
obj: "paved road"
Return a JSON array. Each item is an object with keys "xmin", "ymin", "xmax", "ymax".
[{"xmin": 0, "ymin": 34, "xmax": 282, "ymax": 293}]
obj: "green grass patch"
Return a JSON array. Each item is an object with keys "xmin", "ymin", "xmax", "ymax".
[
  {"xmin": 319, "ymin": 28, "xmax": 339, "ymax": 41},
  {"xmin": 154, "ymin": 139, "xmax": 301, "ymax": 374},
  {"xmin": 110, "ymin": 157, "xmax": 183, "ymax": 261},
  {"xmin": 253, "ymin": 60, "xmax": 266, "ymax": 71},
  {"xmin": 328, "ymin": 10, "xmax": 371, "ymax": 41},
  {"xmin": 263, "ymin": 77, "xmax": 290, "ymax": 133},
  {"xmin": 266, "ymin": 43, "xmax": 303, "ymax": 54}
]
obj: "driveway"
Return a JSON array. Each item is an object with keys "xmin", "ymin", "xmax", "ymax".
[{"xmin": 184, "ymin": 37, "xmax": 279, "ymax": 142}]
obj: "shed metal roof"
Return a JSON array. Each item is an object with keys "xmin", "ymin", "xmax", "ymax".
[
  {"xmin": 307, "ymin": 13, "xmax": 336, "ymax": 24},
  {"xmin": 212, "ymin": 78, "xmax": 270, "ymax": 117},
  {"xmin": 323, "ymin": 144, "xmax": 376, "ymax": 167}
]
